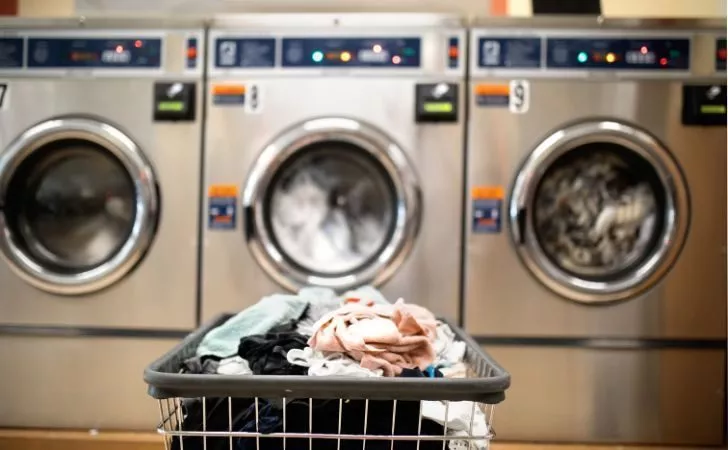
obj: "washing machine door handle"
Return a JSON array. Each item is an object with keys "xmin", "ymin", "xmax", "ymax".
[
  {"xmin": 243, "ymin": 205, "xmax": 256, "ymax": 242},
  {"xmin": 514, "ymin": 208, "xmax": 527, "ymax": 245}
]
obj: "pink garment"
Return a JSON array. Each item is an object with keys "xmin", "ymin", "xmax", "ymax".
[{"xmin": 308, "ymin": 299, "xmax": 438, "ymax": 376}]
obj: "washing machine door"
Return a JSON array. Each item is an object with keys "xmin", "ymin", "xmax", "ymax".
[
  {"xmin": 243, "ymin": 117, "xmax": 421, "ymax": 292},
  {"xmin": 509, "ymin": 120, "xmax": 689, "ymax": 304},
  {"xmin": 0, "ymin": 117, "xmax": 158, "ymax": 295}
]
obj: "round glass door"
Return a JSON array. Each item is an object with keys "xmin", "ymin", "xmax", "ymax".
[
  {"xmin": 244, "ymin": 117, "xmax": 421, "ymax": 292},
  {"xmin": 0, "ymin": 117, "xmax": 159, "ymax": 295},
  {"xmin": 509, "ymin": 120, "xmax": 689, "ymax": 304}
]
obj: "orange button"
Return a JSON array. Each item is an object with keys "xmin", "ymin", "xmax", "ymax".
[
  {"xmin": 448, "ymin": 46, "xmax": 459, "ymax": 58},
  {"xmin": 187, "ymin": 47, "xmax": 198, "ymax": 59}
]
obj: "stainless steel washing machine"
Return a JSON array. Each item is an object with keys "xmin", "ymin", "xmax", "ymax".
[
  {"xmin": 201, "ymin": 13, "xmax": 466, "ymax": 322},
  {"xmin": 0, "ymin": 17, "xmax": 204, "ymax": 429},
  {"xmin": 464, "ymin": 18, "xmax": 726, "ymax": 445}
]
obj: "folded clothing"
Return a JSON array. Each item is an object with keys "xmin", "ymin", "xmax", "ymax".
[{"xmin": 308, "ymin": 299, "xmax": 439, "ymax": 376}]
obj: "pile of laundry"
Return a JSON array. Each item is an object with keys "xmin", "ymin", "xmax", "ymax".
[{"xmin": 174, "ymin": 287, "xmax": 488, "ymax": 450}]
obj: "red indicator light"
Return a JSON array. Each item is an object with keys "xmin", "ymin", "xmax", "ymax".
[
  {"xmin": 392, "ymin": 55, "xmax": 402, "ymax": 64},
  {"xmin": 115, "ymin": 45, "xmax": 124, "ymax": 53},
  {"xmin": 134, "ymin": 40, "xmax": 143, "ymax": 48},
  {"xmin": 640, "ymin": 46, "xmax": 648, "ymax": 54},
  {"xmin": 718, "ymin": 48, "xmax": 727, "ymax": 60},
  {"xmin": 659, "ymin": 57, "xmax": 668, "ymax": 66},
  {"xmin": 448, "ymin": 46, "xmax": 458, "ymax": 58}
]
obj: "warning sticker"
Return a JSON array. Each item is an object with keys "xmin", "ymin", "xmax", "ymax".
[
  {"xmin": 471, "ymin": 186, "xmax": 504, "ymax": 234},
  {"xmin": 212, "ymin": 84, "xmax": 246, "ymax": 106},
  {"xmin": 208, "ymin": 184, "xmax": 238, "ymax": 230},
  {"xmin": 474, "ymin": 83, "xmax": 509, "ymax": 107}
]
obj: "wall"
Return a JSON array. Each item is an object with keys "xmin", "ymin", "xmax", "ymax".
[{"xmin": 11, "ymin": 0, "xmax": 728, "ymax": 17}]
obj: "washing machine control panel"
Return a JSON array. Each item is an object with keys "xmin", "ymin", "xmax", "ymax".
[
  {"xmin": 25, "ymin": 37, "xmax": 163, "ymax": 68},
  {"xmin": 545, "ymin": 37, "xmax": 691, "ymax": 70},
  {"xmin": 281, "ymin": 37, "xmax": 421, "ymax": 68}
]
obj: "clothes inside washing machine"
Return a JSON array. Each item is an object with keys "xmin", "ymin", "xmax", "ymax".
[
  {"xmin": 3, "ymin": 139, "xmax": 137, "ymax": 272},
  {"xmin": 265, "ymin": 141, "xmax": 397, "ymax": 276},
  {"xmin": 532, "ymin": 142, "xmax": 667, "ymax": 280}
]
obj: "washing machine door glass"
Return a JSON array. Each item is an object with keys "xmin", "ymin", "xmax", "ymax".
[
  {"xmin": 0, "ymin": 117, "xmax": 159, "ymax": 295},
  {"xmin": 510, "ymin": 120, "xmax": 689, "ymax": 304},
  {"xmin": 11, "ymin": 141, "xmax": 135, "ymax": 269},
  {"xmin": 267, "ymin": 142, "xmax": 396, "ymax": 275},
  {"xmin": 244, "ymin": 117, "xmax": 421, "ymax": 292}
]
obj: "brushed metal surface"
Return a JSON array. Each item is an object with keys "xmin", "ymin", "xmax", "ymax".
[
  {"xmin": 202, "ymin": 80, "xmax": 463, "ymax": 323},
  {"xmin": 0, "ymin": 25, "xmax": 203, "ymax": 329},
  {"xmin": 202, "ymin": 15, "xmax": 464, "ymax": 322},
  {"xmin": 484, "ymin": 345, "xmax": 726, "ymax": 445},
  {"xmin": 465, "ymin": 80, "xmax": 727, "ymax": 339},
  {"xmin": 0, "ymin": 335, "xmax": 177, "ymax": 430}
]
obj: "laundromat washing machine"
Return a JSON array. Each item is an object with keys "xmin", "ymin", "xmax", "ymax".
[
  {"xmin": 464, "ymin": 18, "xmax": 726, "ymax": 445},
  {"xmin": 201, "ymin": 14, "xmax": 466, "ymax": 322},
  {"xmin": 0, "ymin": 18, "xmax": 203, "ymax": 429}
]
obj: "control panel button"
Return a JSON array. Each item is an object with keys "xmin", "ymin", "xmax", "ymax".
[{"xmin": 716, "ymin": 38, "xmax": 726, "ymax": 71}]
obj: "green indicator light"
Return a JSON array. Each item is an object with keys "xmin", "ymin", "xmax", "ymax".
[
  {"xmin": 402, "ymin": 48, "xmax": 416, "ymax": 56},
  {"xmin": 670, "ymin": 49, "xmax": 680, "ymax": 57},
  {"xmin": 423, "ymin": 102, "xmax": 453, "ymax": 113},
  {"xmin": 700, "ymin": 104, "xmax": 726, "ymax": 114},
  {"xmin": 312, "ymin": 51, "xmax": 324, "ymax": 62},
  {"xmin": 577, "ymin": 52, "xmax": 588, "ymax": 63},
  {"xmin": 157, "ymin": 101, "xmax": 184, "ymax": 112}
]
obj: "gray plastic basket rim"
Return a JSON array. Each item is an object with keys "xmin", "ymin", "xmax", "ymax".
[{"xmin": 144, "ymin": 314, "xmax": 511, "ymax": 404}]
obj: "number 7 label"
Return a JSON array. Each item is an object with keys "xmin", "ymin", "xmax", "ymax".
[{"xmin": 0, "ymin": 84, "xmax": 7, "ymax": 110}]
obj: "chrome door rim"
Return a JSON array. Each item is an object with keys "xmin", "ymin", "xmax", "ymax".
[
  {"xmin": 509, "ymin": 120, "xmax": 690, "ymax": 304},
  {"xmin": 243, "ymin": 117, "xmax": 421, "ymax": 292},
  {"xmin": 0, "ymin": 117, "xmax": 159, "ymax": 295}
]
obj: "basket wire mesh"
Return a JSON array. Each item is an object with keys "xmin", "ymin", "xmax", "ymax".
[
  {"xmin": 147, "ymin": 315, "xmax": 508, "ymax": 450},
  {"xmin": 157, "ymin": 395, "xmax": 496, "ymax": 450}
]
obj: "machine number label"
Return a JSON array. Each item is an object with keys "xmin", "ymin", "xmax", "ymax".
[
  {"xmin": 0, "ymin": 83, "xmax": 6, "ymax": 110},
  {"xmin": 245, "ymin": 84, "xmax": 263, "ymax": 114},
  {"xmin": 509, "ymin": 80, "xmax": 530, "ymax": 114}
]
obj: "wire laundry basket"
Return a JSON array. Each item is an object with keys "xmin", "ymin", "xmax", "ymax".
[{"xmin": 144, "ymin": 314, "xmax": 511, "ymax": 450}]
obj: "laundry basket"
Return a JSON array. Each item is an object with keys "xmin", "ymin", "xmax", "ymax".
[{"xmin": 144, "ymin": 314, "xmax": 511, "ymax": 450}]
